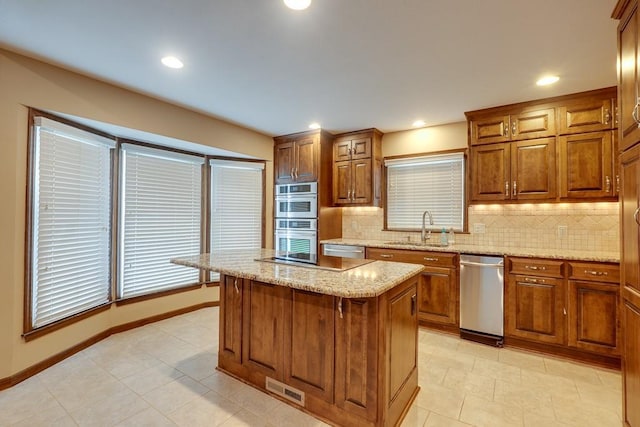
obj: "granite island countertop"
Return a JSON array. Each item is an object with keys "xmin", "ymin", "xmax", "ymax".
[
  {"xmin": 171, "ymin": 249, "xmax": 424, "ymax": 298},
  {"xmin": 321, "ymin": 238, "xmax": 620, "ymax": 263}
]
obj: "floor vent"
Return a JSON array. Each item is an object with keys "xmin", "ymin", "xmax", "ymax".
[{"xmin": 265, "ymin": 377, "xmax": 305, "ymax": 406}]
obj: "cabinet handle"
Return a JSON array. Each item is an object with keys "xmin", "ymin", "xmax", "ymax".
[
  {"xmin": 503, "ymin": 121, "xmax": 510, "ymax": 137},
  {"xmin": 525, "ymin": 265, "xmax": 546, "ymax": 271},
  {"xmin": 379, "ymin": 254, "xmax": 393, "ymax": 259},
  {"xmin": 512, "ymin": 121, "xmax": 517, "ymax": 136},
  {"xmin": 524, "ymin": 277, "xmax": 544, "ymax": 284},
  {"xmin": 635, "ymin": 207, "xmax": 640, "ymax": 226},
  {"xmin": 411, "ymin": 294, "xmax": 416, "ymax": 316},
  {"xmin": 347, "ymin": 189, "xmax": 351, "ymax": 200},
  {"xmin": 616, "ymin": 175, "xmax": 620, "ymax": 194},
  {"xmin": 633, "ymin": 100, "xmax": 640, "ymax": 126},
  {"xmin": 604, "ymin": 108, "xmax": 611, "ymax": 125},
  {"xmin": 584, "ymin": 270, "xmax": 608, "ymax": 276},
  {"xmin": 338, "ymin": 297, "xmax": 343, "ymax": 319},
  {"xmin": 234, "ymin": 278, "xmax": 239, "ymax": 294},
  {"xmin": 290, "ymin": 168, "xmax": 295, "ymax": 179},
  {"xmin": 294, "ymin": 168, "xmax": 298, "ymax": 180},
  {"xmin": 512, "ymin": 181, "xmax": 517, "ymax": 197},
  {"xmin": 505, "ymin": 181, "xmax": 510, "ymax": 197},
  {"xmin": 424, "ymin": 257, "xmax": 439, "ymax": 262},
  {"xmin": 605, "ymin": 176, "xmax": 611, "ymax": 193},
  {"xmin": 563, "ymin": 308, "xmax": 567, "ymax": 316}
]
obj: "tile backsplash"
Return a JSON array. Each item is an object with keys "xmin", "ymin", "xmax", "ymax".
[{"xmin": 341, "ymin": 202, "xmax": 620, "ymax": 253}]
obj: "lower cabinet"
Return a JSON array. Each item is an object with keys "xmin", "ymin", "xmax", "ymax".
[
  {"xmin": 366, "ymin": 247, "xmax": 459, "ymax": 330},
  {"xmin": 218, "ymin": 274, "xmax": 419, "ymax": 427},
  {"xmin": 623, "ymin": 300, "xmax": 640, "ymax": 427},
  {"xmin": 505, "ymin": 257, "xmax": 621, "ymax": 362}
]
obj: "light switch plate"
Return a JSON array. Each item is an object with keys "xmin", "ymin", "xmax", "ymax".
[
  {"xmin": 557, "ymin": 225, "xmax": 568, "ymax": 239},
  {"xmin": 473, "ymin": 223, "xmax": 486, "ymax": 234}
]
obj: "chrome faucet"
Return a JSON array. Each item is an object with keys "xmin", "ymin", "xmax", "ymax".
[{"xmin": 421, "ymin": 210, "xmax": 434, "ymax": 243}]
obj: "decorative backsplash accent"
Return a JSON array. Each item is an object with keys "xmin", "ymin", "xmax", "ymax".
[{"xmin": 341, "ymin": 202, "xmax": 619, "ymax": 253}]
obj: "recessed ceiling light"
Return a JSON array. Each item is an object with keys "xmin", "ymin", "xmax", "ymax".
[
  {"xmin": 161, "ymin": 56, "xmax": 184, "ymax": 69},
  {"xmin": 284, "ymin": 0, "xmax": 311, "ymax": 10},
  {"xmin": 308, "ymin": 122, "xmax": 321, "ymax": 129},
  {"xmin": 412, "ymin": 120, "xmax": 426, "ymax": 128},
  {"xmin": 536, "ymin": 75, "xmax": 559, "ymax": 86}
]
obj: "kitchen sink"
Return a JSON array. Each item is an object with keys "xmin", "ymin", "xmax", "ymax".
[{"xmin": 384, "ymin": 241, "xmax": 450, "ymax": 248}]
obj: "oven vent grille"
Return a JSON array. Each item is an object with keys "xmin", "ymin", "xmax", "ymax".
[{"xmin": 265, "ymin": 377, "xmax": 305, "ymax": 406}]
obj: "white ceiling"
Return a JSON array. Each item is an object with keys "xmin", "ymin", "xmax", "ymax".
[{"xmin": 0, "ymin": 0, "xmax": 620, "ymax": 137}]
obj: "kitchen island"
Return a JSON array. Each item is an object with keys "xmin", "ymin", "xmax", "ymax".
[{"xmin": 172, "ymin": 249, "xmax": 424, "ymax": 427}]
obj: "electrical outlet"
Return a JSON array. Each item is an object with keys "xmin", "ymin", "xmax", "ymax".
[
  {"xmin": 557, "ymin": 225, "xmax": 568, "ymax": 239},
  {"xmin": 473, "ymin": 223, "xmax": 486, "ymax": 234}
]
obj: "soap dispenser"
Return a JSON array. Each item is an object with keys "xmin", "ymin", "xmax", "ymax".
[
  {"xmin": 448, "ymin": 228, "xmax": 456, "ymax": 245},
  {"xmin": 440, "ymin": 227, "xmax": 448, "ymax": 246}
]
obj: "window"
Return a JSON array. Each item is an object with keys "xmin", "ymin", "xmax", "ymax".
[
  {"xmin": 119, "ymin": 144, "xmax": 204, "ymax": 298},
  {"xmin": 210, "ymin": 160, "xmax": 264, "ymax": 281},
  {"xmin": 29, "ymin": 116, "xmax": 114, "ymax": 329},
  {"xmin": 385, "ymin": 151, "xmax": 465, "ymax": 231}
]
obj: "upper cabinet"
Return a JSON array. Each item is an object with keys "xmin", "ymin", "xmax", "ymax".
[
  {"xmin": 332, "ymin": 129, "xmax": 382, "ymax": 206},
  {"xmin": 617, "ymin": 1, "xmax": 640, "ymax": 152},
  {"xmin": 274, "ymin": 132, "xmax": 319, "ymax": 184},
  {"xmin": 470, "ymin": 108, "xmax": 556, "ymax": 145},
  {"xmin": 466, "ymin": 87, "xmax": 618, "ymax": 203}
]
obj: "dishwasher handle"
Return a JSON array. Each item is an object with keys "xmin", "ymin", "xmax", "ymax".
[{"xmin": 459, "ymin": 260, "xmax": 504, "ymax": 268}]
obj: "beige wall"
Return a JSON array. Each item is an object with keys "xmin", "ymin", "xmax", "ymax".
[
  {"xmin": 381, "ymin": 122, "xmax": 467, "ymax": 157},
  {"xmin": 0, "ymin": 49, "xmax": 274, "ymax": 379}
]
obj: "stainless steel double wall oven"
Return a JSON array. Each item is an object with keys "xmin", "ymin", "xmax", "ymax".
[{"xmin": 274, "ymin": 182, "xmax": 318, "ymax": 263}]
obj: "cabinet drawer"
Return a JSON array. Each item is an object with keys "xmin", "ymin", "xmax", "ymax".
[
  {"xmin": 508, "ymin": 257, "xmax": 565, "ymax": 278},
  {"xmin": 568, "ymin": 262, "xmax": 620, "ymax": 284},
  {"xmin": 366, "ymin": 247, "xmax": 457, "ymax": 268}
]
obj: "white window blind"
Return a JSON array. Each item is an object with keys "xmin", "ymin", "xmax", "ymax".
[
  {"xmin": 385, "ymin": 152, "xmax": 465, "ymax": 231},
  {"xmin": 30, "ymin": 116, "xmax": 114, "ymax": 328},
  {"xmin": 210, "ymin": 160, "xmax": 264, "ymax": 281},
  {"xmin": 119, "ymin": 144, "xmax": 203, "ymax": 298}
]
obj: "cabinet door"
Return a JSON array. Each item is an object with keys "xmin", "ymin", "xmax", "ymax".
[
  {"xmin": 623, "ymin": 300, "xmax": 640, "ymax": 427},
  {"xmin": 621, "ymin": 145, "xmax": 640, "ymax": 296},
  {"xmin": 619, "ymin": 6, "xmax": 640, "ymax": 152},
  {"xmin": 558, "ymin": 131, "xmax": 614, "ymax": 199},
  {"xmin": 333, "ymin": 160, "xmax": 352, "ymax": 205},
  {"xmin": 470, "ymin": 115, "xmax": 511, "ymax": 145},
  {"xmin": 351, "ymin": 137, "xmax": 372, "ymax": 160},
  {"xmin": 568, "ymin": 280, "xmax": 620, "ymax": 355},
  {"xmin": 557, "ymin": 98, "xmax": 614, "ymax": 135},
  {"xmin": 511, "ymin": 108, "xmax": 556, "ymax": 141},
  {"xmin": 294, "ymin": 136, "xmax": 318, "ymax": 182},
  {"xmin": 219, "ymin": 275, "xmax": 243, "ymax": 365},
  {"xmin": 242, "ymin": 281, "xmax": 286, "ymax": 381},
  {"xmin": 334, "ymin": 138, "xmax": 352, "ymax": 162},
  {"xmin": 511, "ymin": 138, "xmax": 556, "ymax": 200},
  {"xmin": 387, "ymin": 282, "xmax": 418, "ymax": 417},
  {"xmin": 275, "ymin": 141, "xmax": 295, "ymax": 184},
  {"xmin": 351, "ymin": 159, "xmax": 372, "ymax": 204},
  {"xmin": 284, "ymin": 290, "xmax": 335, "ymax": 402},
  {"xmin": 335, "ymin": 297, "xmax": 378, "ymax": 421},
  {"xmin": 470, "ymin": 143, "xmax": 511, "ymax": 201},
  {"xmin": 505, "ymin": 274, "xmax": 565, "ymax": 345},
  {"xmin": 418, "ymin": 266, "xmax": 457, "ymax": 326}
]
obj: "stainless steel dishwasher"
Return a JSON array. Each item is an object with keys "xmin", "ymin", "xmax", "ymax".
[{"xmin": 459, "ymin": 254, "xmax": 505, "ymax": 347}]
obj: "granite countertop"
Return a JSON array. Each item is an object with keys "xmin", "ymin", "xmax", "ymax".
[
  {"xmin": 321, "ymin": 238, "xmax": 620, "ymax": 263},
  {"xmin": 171, "ymin": 249, "xmax": 424, "ymax": 298}
]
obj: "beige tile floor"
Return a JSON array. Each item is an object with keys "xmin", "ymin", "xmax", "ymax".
[{"xmin": 0, "ymin": 307, "xmax": 622, "ymax": 427}]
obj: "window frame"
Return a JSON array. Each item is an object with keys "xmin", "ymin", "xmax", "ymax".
[
  {"xmin": 23, "ymin": 110, "xmax": 267, "ymax": 338},
  {"xmin": 383, "ymin": 148, "xmax": 468, "ymax": 233}
]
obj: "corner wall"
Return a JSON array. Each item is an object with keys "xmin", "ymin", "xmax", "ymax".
[{"xmin": 0, "ymin": 49, "xmax": 274, "ymax": 379}]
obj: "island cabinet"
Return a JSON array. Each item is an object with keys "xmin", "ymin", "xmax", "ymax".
[
  {"xmin": 466, "ymin": 86, "xmax": 618, "ymax": 203},
  {"xmin": 217, "ymin": 273, "xmax": 419, "ymax": 427},
  {"xmin": 366, "ymin": 247, "xmax": 459, "ymax": 331},
  {"xmin": 470, "ymin": 138, "xmax": 557, "ymax": 202},
  {"xmin": 274, "ymin": 129, "xmax": 333, "ymax": 184},
  {"xmin": 332, "ymin": 128, "xmax": 383, "ymax": 206}
]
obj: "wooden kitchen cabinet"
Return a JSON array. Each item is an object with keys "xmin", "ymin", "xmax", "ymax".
[
  {"xmin": 470, "ymin": 137, "xmax": 556, "ymax": 202},
  {"xmin": 567, "ymin": 262, "xmax": 621, "ymax": 356},
  {"xmin": 558, "ymin": 131, "xmax": 616, "ymax": 199},
  {"xmin": 469, "ymin": 108, "xmax": 556, "ymax": 145},
  {"xmin": 616, "ymin": 1, "xmax": 640, "ymax": 152},
  {"xmin": 557, "ymin": 94, "xmax": 616, "ymax": 135},
  {"xmin": 274, "ymin": 129, "xmax": 334, "ymax": 184},
  {"xmin": 366, "ymin": 247, "xmax": 459, "ymax": 330},
  {"xmin": 332, "ymin": 129, "xmax": 382, "ymax": 206},
  {"xmin": 219, "ymin": 275, "xmax": 243, "ymax": 365}
]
